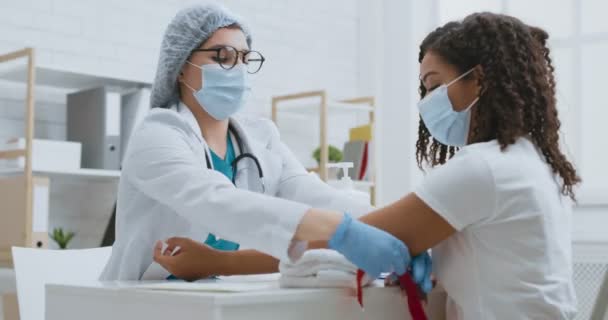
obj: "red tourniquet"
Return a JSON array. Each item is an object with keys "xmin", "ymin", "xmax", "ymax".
[{"xmin": 356, "ymin": 269, "xmax": 427, "ymax": 320}]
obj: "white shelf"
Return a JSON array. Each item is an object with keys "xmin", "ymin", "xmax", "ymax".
[
  {"xmin": 0, "ymin": 168, "xmax": 120, "ymax": 182},
  {"xmin": 0, "ymin": 63, "xmax": 150, "ymax": 92},
  {"xmin": 277, "ymin": 101, "xmax": 374, "ymax": 116},
  {"xmin": 327, "ymin": 179, "xmax": 374, "ymax": 188}
]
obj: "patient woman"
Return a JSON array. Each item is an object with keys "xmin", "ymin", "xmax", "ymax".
[{"xmin": 157, "ymin": 12, "xmax": 579, "ymax": 319}]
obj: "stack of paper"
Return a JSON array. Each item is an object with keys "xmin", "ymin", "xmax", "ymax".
[{"xmin": 134, "ymin": 274, "xmax": 281, "ymax": 293}]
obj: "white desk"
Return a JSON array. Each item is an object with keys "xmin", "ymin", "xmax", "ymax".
[{"xmin": 46, "ymin": 279, "xmax": 412, "ymax": 320}]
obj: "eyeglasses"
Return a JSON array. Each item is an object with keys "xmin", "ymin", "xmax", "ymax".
[{"xmin": 192, "ymin": 45, "xmax": 265, "ymax": 74}]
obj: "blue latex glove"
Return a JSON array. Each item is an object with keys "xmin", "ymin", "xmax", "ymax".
[
  {"xmin": 410, "ymin": 251, "xmax": 433, "ymax": 293},
  {"xmin": 328, "ymin": 213, "xmax": 410, "ymax": 279}
]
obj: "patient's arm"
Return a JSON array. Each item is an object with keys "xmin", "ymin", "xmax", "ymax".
[
  {"xmin": 359, "ymin": 193, "xmax": 456, "ymax": 256},
  {"xmin": 294, "ymin": 193, "xmax": 456, "ymax": 256},
  {"xmin": 153, "ymin": 238, "xmax": 278, "ymax": 281},
  {"xmin": 154, "ymin": 193, "xmax": 455, "ymax": 281}
]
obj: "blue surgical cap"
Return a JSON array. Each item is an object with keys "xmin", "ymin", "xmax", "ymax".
[{"xmin": 150, "ymin": 3, "xmax": 252, "ymax": 109}]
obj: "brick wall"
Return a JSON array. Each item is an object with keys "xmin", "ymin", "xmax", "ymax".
[{"xmin": 0, "ymin": 0, "xmax": 363, "ymax": 249}]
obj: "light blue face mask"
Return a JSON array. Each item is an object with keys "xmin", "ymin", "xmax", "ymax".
[
  {"xmin": 183, "ymin": 61, "xmax": 251, "ymax": 120},
  {"xmin": 417, "ymin": 67, "xmax": 479, "ymax": 147}
]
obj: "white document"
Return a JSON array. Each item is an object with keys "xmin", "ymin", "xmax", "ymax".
[
  {"xmin": 217, "ymin": 273, "xmax": 281, "ymax": 282},
  {"xmin": 134, "ymin": 281, "xmax": 279, "ymax": 293},
  {"xmin": 140, "ymin": 262, "xmax": 171, "ymax": 280},
  {"xmin": 135, "ymin": 274, "xmax": 281, "ymax": 292}
]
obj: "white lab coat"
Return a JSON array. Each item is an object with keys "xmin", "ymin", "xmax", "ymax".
[{"xmin": 100, "ymin": 104, "xmax": 373, "ymax": 280}]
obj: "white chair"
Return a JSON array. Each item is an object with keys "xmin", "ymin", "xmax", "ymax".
[
  {"xmin": 573, "ymin": 242, "xmax": 608, "ymax": 320},
  {"xmin": 11, "ymin": 246, "xmax": 112, "ymax": 320}
]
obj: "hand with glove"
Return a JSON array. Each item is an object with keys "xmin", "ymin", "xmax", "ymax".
[{"xmin": 327, "ymin": 213, "xmax": 411, "ymax": 279}]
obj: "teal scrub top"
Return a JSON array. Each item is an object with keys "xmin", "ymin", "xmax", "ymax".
[
  {"xmin": 166, "ymin": 134, "xmax": 239, "ymax": 280},
  {"xmin": 205, "ymin": 134, "xmax": 240, "ymax": 251}
]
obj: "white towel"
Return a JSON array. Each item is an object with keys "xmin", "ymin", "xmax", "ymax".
[
  {"xmin": 279, "ymin": 249, "xmax": 372, "ymax": 288},
  {"xmin": 280, "ymin": 249, "xmax": 356, "ymax": 276}
]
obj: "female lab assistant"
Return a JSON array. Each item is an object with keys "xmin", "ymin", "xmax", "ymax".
[{"xmin": 99, "ymin": 4, "xmax": 429, "ymax": 283}]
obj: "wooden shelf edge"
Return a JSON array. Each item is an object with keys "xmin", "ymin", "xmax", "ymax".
[
  {"xmin": 0, "ymin": 149, "xmax": 26, "ymax": 159},
  {"xmin": 0, "ymin": 48, "xmax": 31, "ymax": 63},
  {"xmin": 275, "ymin": 101, "xmax": 374, "ymax": 112},
  {"xmin": 0, "ymin": 168, "xmax": 121, "ymax": 180}
]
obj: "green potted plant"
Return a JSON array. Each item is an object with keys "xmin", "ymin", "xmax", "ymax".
[
  {"xmin": 312, "ymin": 145, "xmax": 343, "ymax": 179},
  {"xmin": 49, "ymin": 228, "xmax": 75, "ymax": 249}
]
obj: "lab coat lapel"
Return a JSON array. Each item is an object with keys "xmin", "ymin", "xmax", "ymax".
[
  {"xmin": 229, "ymin": 117, "xmax": 281, "ymax": 195},
  {"xmin": 175, "ymin": 104, "xmax": 214, "ymax": 169},
  {"xmin": 229, "ymin": 118, "xmax": 259, "ymax": 192},
  {"xmin": 174, "ymin": 103, "xmax": 277, "ymax": 194}
]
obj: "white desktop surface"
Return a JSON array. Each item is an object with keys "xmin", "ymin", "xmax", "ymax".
[{"xmin": 46, "ymin": 278, "xmax": 412, "ymax": 320}]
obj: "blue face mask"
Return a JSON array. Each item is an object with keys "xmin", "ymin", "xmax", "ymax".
[
  {"xmin": 183, "ymin": 62, "xmax": 251, "ymax": 120},
  {"xmin": 417, "ymin": 67, "xmax": 479, "ymax": 147}
]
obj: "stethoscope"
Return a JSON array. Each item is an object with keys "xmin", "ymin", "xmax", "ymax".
[{"xmin": 203, "ymin": 124, "xmax": 265, "ymax": 193}]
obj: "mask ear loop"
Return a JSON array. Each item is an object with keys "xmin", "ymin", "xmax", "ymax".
[
  {"xmin": 185, "ymin": 60, "xmax": 203, "ymax": 70},
  {"xmin": 463, "ymin": 97, "xmax": 480, "ymax": 112},
  {"xmin": 181, "ymin": 80, "xmax": 197, "ymax": 93},
  {"xmin": 452, "ymin": 67, "xmax": 480, "ymax": 145},
  {"xmin": 420, "ymin": 66, "xmax": 478, "ymax": 104},
  {"xmin": 448, "ymin": 66, "xmax": 481, "ymax": 113},
  {"xmin": 180, "ymin": 60, "xmax": 202, "ymax": 93},
  {"xmin": 462, "ymin": 68, "xmax": 482, "ymax": 144},
  {"xmin": 446, "ymin": 66, "xmax": 477, "ymax": 87},
  {"xmin": 463, "ymin": 98, "xmax": 478, "ymax": 145}
]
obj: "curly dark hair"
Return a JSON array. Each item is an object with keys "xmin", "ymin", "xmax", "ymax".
[{"xmin": 416, "ymin": 12, "xmax": 580, "ymax": 200}]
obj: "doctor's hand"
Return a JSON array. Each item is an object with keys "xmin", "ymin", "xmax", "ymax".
[
  {"xmin": 328, "ymin": 213, "xmax": 411, "ymax": 279},
  {"xmin": 153, "ymin": 238, "xmax": 224, "ymax": 281}
]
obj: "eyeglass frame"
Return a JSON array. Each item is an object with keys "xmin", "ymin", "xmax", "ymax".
[{"xmin": 191, "ymin": 45, "xmax": 266, "ymax": 74}]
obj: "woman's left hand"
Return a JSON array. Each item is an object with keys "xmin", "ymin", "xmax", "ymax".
[
  {"xmin": 410, "ymin": 252, "xmax": 433, "ymax": 293},
  {"xmin": 385, "ymin": 252, "xmax": 434, "ymax": 295},
  {"xmin": 153, "ymin": 237, "xmax": 225, "ymax": 281}
]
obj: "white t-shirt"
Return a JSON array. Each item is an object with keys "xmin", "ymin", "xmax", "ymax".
[{"xmin": 415, "ymin": 137, "xmax": 576, "ymax": 320}]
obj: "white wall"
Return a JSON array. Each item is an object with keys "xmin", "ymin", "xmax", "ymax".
[
  {"xmin": 362, "ymin": 0, "xmax": 608, "ymax": 241},
  {"xmin": 0, "ymin": 0, "xmax": 362, "ymax": 248},
  {"xmin": 1, "ymin": 0, "xmax": 605, "ymax": 244},
  {"xmin": 0, "ymin": 0, "xmax": 361, "ymax": 137},
  {"xmin": 355, "ymin": 0, "xmax": 417, "ymax": 205},
  {"xmin": 435, "ymin": 0, "xmax": 608, "ymax": 240}
]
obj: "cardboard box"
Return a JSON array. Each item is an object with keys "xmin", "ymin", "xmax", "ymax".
[
  {"xmin": 0, "ymin": 175, "xmax": 49, "ymax": 267},
  {"xmin": 349, "ymin": 124, "xmax": 372, "ymax": 141}
]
